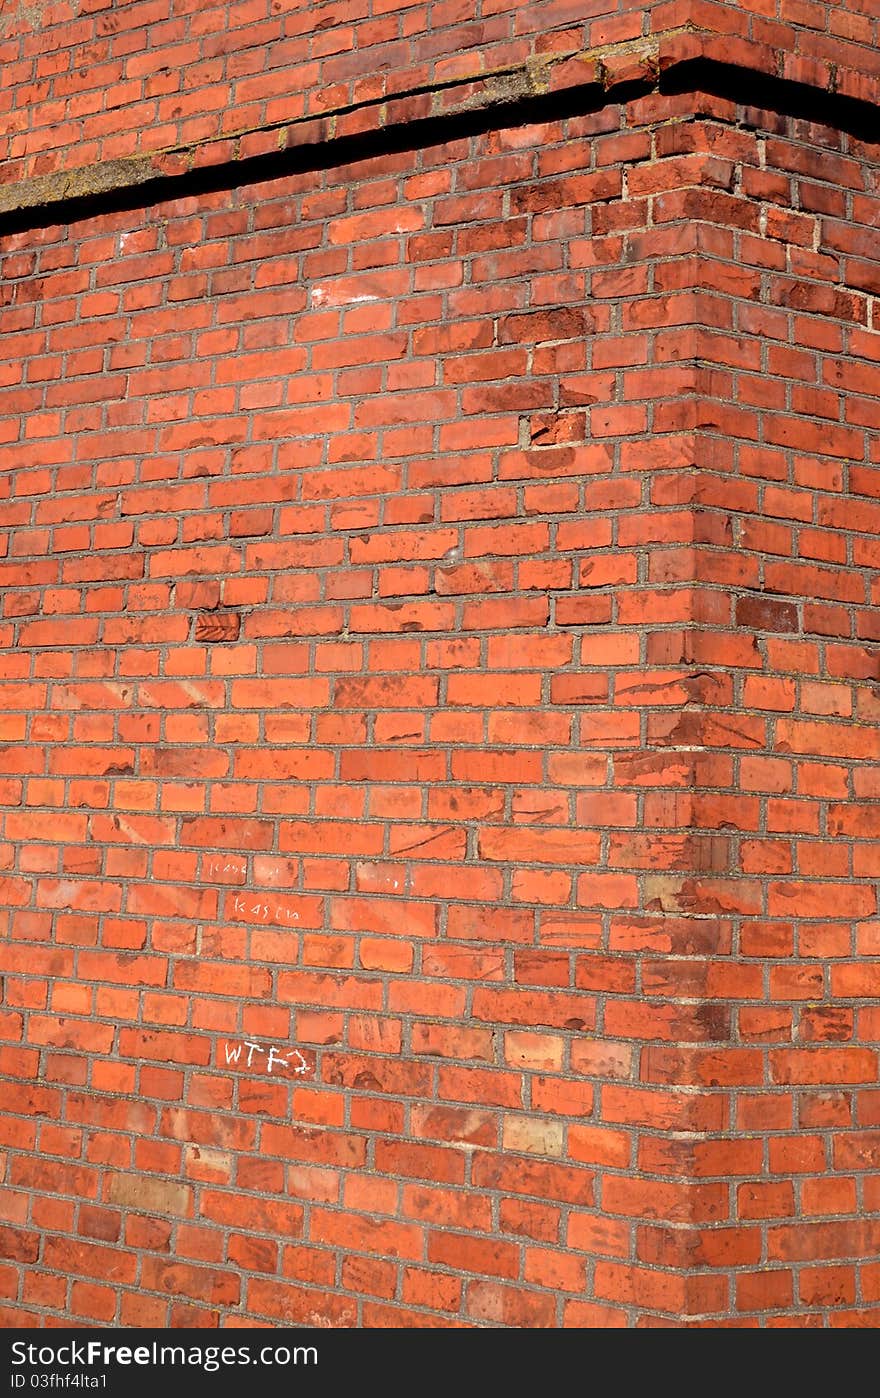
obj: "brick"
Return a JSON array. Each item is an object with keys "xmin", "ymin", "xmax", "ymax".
[{"xmin": 105, "ymin": 1174, "xmax": 193, "ymax": 1217}]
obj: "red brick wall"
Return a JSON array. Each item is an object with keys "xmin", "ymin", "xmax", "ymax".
[
  {"xmin": 624, "ymin": 102, "xmax": 880, "ymax": 1325},
  {"xmin": 0, "ymin": 0, "xmax": 647, "ymax": 183},
  {"xmin": 2, "ymin": 1, "xmax": 877, "ymax": 196},
  {"xmin": 0, "ymin": 6, "xmax": 878, "ymax": 1330}
]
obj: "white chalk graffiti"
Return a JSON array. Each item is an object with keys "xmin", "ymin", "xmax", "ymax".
[
  {"xmin": 206, "ymin": 856, "xmax": 248, "ymax": 879},
  {"xmin": 223, "ymin": 1040, "xmax": 309, "ymax": 1075},
  {"xmin": 230, "ymin": 895, "xmax": 300, "ymax": 925}
]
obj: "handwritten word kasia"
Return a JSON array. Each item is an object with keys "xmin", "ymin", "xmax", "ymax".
[
  {"xmin": 230, "ymin": 894, "xmax": 300, "ymax": 925},
  {"xmin": 224, "ymin": 1040, "xmax": 309, "ymax": 1075}
]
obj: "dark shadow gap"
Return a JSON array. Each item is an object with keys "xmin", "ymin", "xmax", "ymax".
[
  {"xmin": 662, "ymin": 58, "xmax": 880, "ymax": 144},
  {"xmin": 0, "ymin": 79, "xmax": 652, "ymax": 239},
  {"xmin": 0, "ymin": 60, "xmax": 877, "ymax": 239}
]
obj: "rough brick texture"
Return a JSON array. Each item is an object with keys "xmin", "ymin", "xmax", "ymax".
[
  {"xmin": 2, "ymin": 1, "xmax": 878, "ymax": 210},
  {"xmin": 0, "ymin": 1, "xmax": 879, "ymax": 1330}
]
